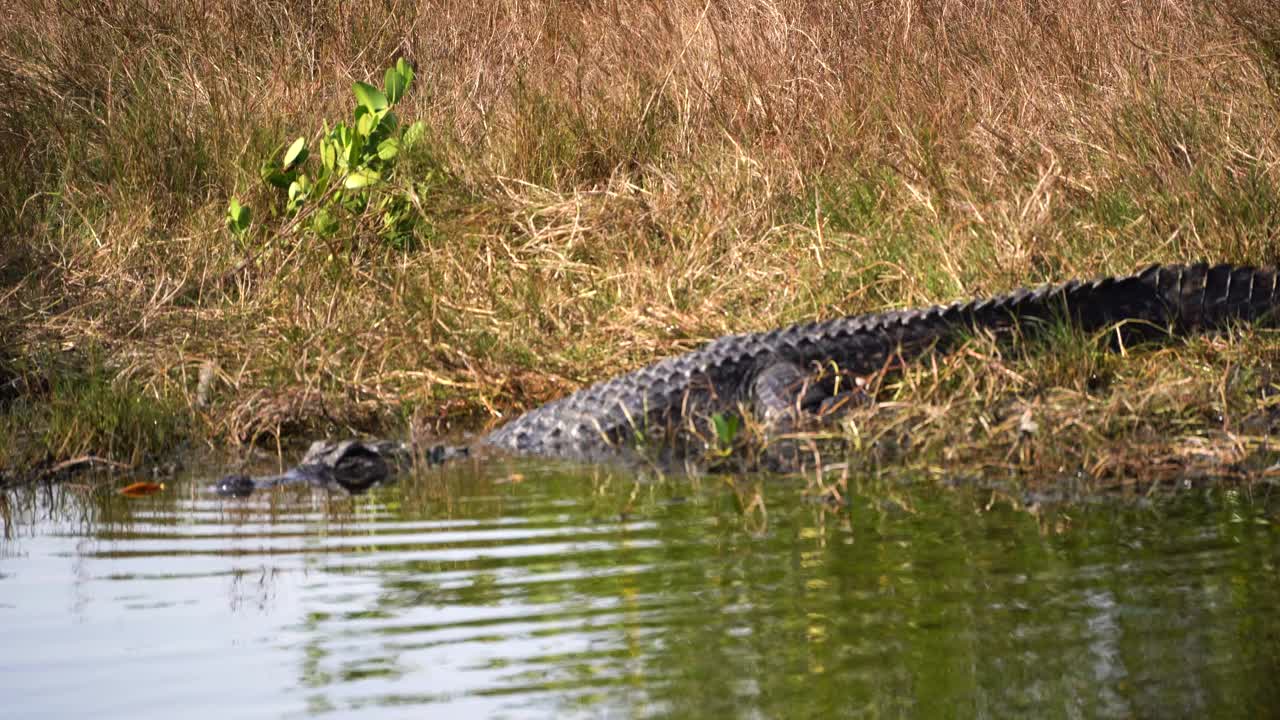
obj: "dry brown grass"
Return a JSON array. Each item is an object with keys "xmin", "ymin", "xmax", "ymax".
[
  {"xmin": 3, "ymin": 0, "xmax": 1280, "ymax": 476},
  {"xmin": 781, "ymin": 326, "xmax": 1280, "ymax": 500}
]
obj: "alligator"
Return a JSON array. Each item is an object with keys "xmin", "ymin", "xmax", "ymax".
[{"xmin": 213, "ymin": 263, "xmax": 1280, "ymax": 496}]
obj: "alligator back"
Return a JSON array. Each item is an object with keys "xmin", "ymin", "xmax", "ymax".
[{"xmin": 482, "ymin": 263, "xmax": 1280, "ymax": 460}]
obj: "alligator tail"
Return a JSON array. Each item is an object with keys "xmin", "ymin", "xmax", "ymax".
[
  {"xmin": 797, "ymin": 263, "xmax": 1280, "ymax": 379},
  {"xmin": 953, "ymin": 263, "xmax": 1280, "ymax": 339},
  {"xmin": 1082, "ymin": 263, "xmax": 1273, "ymax": 334}
]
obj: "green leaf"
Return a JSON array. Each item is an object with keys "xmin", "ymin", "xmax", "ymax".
[
  {"xmin": 225, "ymin": 198, "xmax": 251, "ymax": 235},
  {"xmin": 345, "ymin": 133, "xmax": 365, "ymax": 167},
  {"xmin": 353, "ymin": 81, "xmax": 388, "ymax": 113},
  {"xmin": 319, "ymin": 137, "xmax": 337, "ymax": 174},
  {"xmin": 265, "ymin": 171, "xmax": 296, "ymax": 188},
  {"xmin": 311, "ymin": 208, "xmax": 339, "ymax": 238},
  {"xmin": 384, "ymin": 64, "xmax": 409, "ymax": 105},
  {"xmin": 402, "ymin": 120, "xmax": 426, "ymax": 149},
  {"xmin": 376, "ymin": 137, "xmax": 399, "ymax": 161},
  {"xmin": 356, "ymin": 109, "xmax": 377, "ymax": 139},
  {"xmin": 309, "ymin": 170, "xmax": 331, "ymax": 198},
  {"xmin": 397, "ymin": 58, "xmax": 414, "ymax": 88},
  {"xmin": 287, "ymin": 174, "xmax": 311, "ymax": 210},
  {"xmin": 711, "ymin": 413, "xmax": 740, "ymax": 446},
  {"xmin": 260, "ymin": 159, "xmax": 297, "ymax": 188},
  {"xmin": 330, "ymin": 123, "xmax": 355, "ymax": 168},
  {"xmin": 282, "ymin": 136, "xmax": 308, "ymax": 169},
  {"xmin": 332, "ymin": 121, "xmax": 363, "ymax": 168},
  {"xmin": 375, "ymin": 110, "xmax": 398, "ymax": 138},
  {"xmin": 344, "ymin": 167, "xmax": 381, "ymax": 189},
  {"xmin": 343, "ymin": 192, "xmax": 369, "ymax": 214}
]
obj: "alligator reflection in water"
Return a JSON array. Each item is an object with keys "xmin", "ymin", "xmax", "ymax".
[{"xmin": 4, "ymin": 459, "xmax": 1280, "ymax": 718}]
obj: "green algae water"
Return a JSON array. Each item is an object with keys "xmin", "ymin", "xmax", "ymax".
[{"xmin": 3, "ymin": 460, "xmax": 1280, "ymax": 719}]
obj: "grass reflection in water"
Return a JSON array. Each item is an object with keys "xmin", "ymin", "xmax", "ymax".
[{"xmin": 2, "ymin": 461, "xmax": 1279, "ymax": 719}]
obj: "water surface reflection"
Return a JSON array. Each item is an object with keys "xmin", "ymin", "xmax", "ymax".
[{"xmin": 3, "ymin": 461, "xmax": 1279, "ymax": 718}]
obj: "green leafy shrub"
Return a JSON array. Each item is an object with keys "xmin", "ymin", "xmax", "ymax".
[{"xmin": 228, "ymin": 59, "xmax": 428, "ymax": 251}]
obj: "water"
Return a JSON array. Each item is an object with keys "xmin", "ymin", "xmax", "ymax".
[{"xmin": 3, "ymin": 459, "xmax": 1280, "ymax": 719}]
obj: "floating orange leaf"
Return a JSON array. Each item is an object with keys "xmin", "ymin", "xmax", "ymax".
[{"xmin": 119, "ymin": 481, "xmax": 165, "ymax": 497}]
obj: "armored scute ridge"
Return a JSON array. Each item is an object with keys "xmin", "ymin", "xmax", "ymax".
[
  {"xmin": 481, "ymin": 263, "xmax": 1278, "ymax": 459},
  {"xmin": 214, "ymin": 263, "xmax": 1280, "ymax": 496}
]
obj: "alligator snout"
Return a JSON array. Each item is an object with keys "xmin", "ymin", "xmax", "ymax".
[{"xmin": 212, "ymin": 474, "xmax": 255, "ymax": 497}]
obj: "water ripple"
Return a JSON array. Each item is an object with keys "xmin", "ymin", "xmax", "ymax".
[{"xmin": 4, "ymin": 467, "xmax": 1280, "ymax": 718}]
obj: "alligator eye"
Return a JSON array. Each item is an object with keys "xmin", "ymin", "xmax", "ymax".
[{"xmin": 213, "ymin": 474, "xmax": 254, "ymax": 498}]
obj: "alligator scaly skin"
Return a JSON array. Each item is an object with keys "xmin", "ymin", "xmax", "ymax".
[
  {"xmin": 481, "ymin": 263, "xmax": 1280, "ymax": 459},
  {"xmin": 214, "ymin": 263, "xmax": 1280, "ymax": 495}
]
